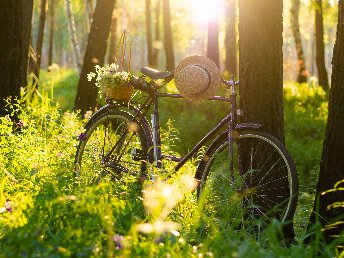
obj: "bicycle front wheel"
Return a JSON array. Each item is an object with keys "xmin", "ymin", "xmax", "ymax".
[
  {"xmin": 75, "ymin": 109, "xmax": 149, "ymax": 185},
  {"xmin": 197, "ymin": 131, "xmax": 298, "ymax": 230}
]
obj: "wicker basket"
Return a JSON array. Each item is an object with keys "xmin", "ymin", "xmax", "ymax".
[{"xmin": 103, "ymin": 84, "xmax": 134, "ymax": 101}]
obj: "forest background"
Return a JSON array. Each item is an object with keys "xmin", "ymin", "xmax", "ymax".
[{"xmin": 0, "ymin": 0, "xmax": 344, "ymax": 257}]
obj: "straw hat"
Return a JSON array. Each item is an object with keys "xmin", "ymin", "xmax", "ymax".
[{"xmin": 174, "ymin": 55, "xmax": 220, "ymax": 101}]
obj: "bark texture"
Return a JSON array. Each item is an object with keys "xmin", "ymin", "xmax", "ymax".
[
  {"xmin": 48, "ymin": 0, "xmax": 55, "ymax": 66},
  {"xmin": 315, "ymin": 0, "xmax": 329, "ymax": 91},
  {"xmin": 108, "ymin": 1, "xmax": 118, "ymax": 64},
  {"xmin": 65, "ymin": 0, "xmax": 82, "ymax": 72},
  {"xmin": 33, "ymin": 0, "xmax": 48, "ymax": 81},
  {"xmin": 146, "ymin": 0, "xmax": 154, "ymax": 67},
  {"xmin": 290, "ymin": 0, "xmax": 308, "ymax": 83},
  {"xmin": 0, "ymin": 0, "xmax": 33, "ymax": 116},
  {"xmin": 74, "ymin": 0, "xmax": 116, "ymax": 114},
  {"xmin": 162, "ymin": 0, "xmax": 174, "ymax": 71},
  {"xmin": 239, "ymin": 0, "xmax": 294, "ymax": 239},
  {"xmin": 239, "ymin": 0, "xmax": 284, "ymax": 141},
  {"xmin": 152, "ymin": 0, "xmax": 161, "ymax": 68},
  {"xmin": 224, "ymin": 0, "xmax": 237, "ymax": 76},
  {"xmin": 207, "ymin": 18, "xmax": 220, "ymax": 67},
  {"xmin": 309, "ymin": 0, "xmax": 344, "ymax": 242}
]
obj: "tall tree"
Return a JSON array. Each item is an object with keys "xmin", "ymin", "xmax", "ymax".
[
  {"xmin": 108, "ymin": 1, "xmax": 118, "ymax": 64},
  {"xmin": 65, "ymin": 0, "xmax": 82, "ymax": 72},
  {"xmin": 84, "ymin": 0, "xmax": 90, "ymax": 33},
  {"xmin": 33, "ymin": 0, "xmax": 48, "ymax": 81},
  {"xmin": 224, "ymin": 0, "xmax": 237, "ymax": 76},
  {"xmin": 0, "ymin": 0, "xmax": 33, "ymax": 116},
  {"xmin": 315, "ymin": 0, "xmax": 330, "ymax": 91},
  {"xmin": 290, "ymin": 0, "xmax": 308, "ymax": 83},
  {"xmin": 239, "ymin": 0, "xmax": 294, "ymax": 239},
  {"xmin": 162, "ymin": 0, "xmax": 174, "ymax": 71},
  {"xmin": 207, "ymin": 17, "xmax": 220, "ymax": 67},
  {"xmin": 308, "ymin": 0, "xmax": 344, "ymax": 242},
  {"xmin": 86, "ymin": 0, "xmax": 94, "ymax": 23},
  {"xmin": 48, "ymin": 0, "xmax": 55, "ymax": 67},
  {"xmin": 152, "ymin": 0, "xmax": 161, "ymax": 68},
  {"xmin": 74, "ymin": 0, "xmax": 116, "ymax": 114},
  {"xmin": 146, "ymin": 0, "xmax": 154, "ymax": 67}
]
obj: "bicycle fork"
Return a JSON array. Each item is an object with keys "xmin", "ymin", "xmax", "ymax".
[{"xmin": 150, "ymin": 92, "xmax": 162, "ymax": 180}]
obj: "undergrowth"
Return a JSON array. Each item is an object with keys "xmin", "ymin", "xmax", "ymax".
[{"xmin": 0, "ymin": 71, "xmax": 342, "ymax": 257}]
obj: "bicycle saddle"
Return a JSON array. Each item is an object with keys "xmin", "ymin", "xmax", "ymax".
[{"xmin": 140, "ymin": 67, "xmax": 173, "ymax": 81}]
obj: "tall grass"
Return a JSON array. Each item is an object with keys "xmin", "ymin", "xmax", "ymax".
[{"xmin": 0, "ymin": 69, "xmax": 341, "ymax": 257}]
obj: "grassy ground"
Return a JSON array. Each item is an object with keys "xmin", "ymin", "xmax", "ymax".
[{"xmin": 0, "ymin": 68, "xmax": 341, "ymax": 257}]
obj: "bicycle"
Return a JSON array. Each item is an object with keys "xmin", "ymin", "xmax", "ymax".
[{"xmin": 75, "ymin": 66, "xmax": 299, "ymax": 230}]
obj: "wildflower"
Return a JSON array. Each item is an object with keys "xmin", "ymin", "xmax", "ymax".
[
  {"xmin": 16, "ymin": 120, "xmax": 24, "ymax": 128},
  {"xmin": 5, "ymin": 199, "xmax": 13, "ymax": 213},
  {"xmin": 136, "ymin": 220, "xmax": 180, "ymax": 234},
  {"xmin": 139, "ymin": 175, "xmax": 147, "ymax": 183},
  {"xmin": 154, "ymin": 236, "xmax": 164, "ymax": 244},
  {"xmin": 5, "ymin": 114, "xmax": 11, "ymax": 122},
  {"xmin": 84, "ymin": 110, "xmax": 93, "ymax": 120},
  {"xmin": 87, "ymin": 72, "xmax": 96, "ymax": 81},
  {"xmin": 113, "ymin": 234, "xmax": 124, "ymax": 250},
  {"xmin": 78, "ymin": 133, "xmax": 87, "ymax": 142}
]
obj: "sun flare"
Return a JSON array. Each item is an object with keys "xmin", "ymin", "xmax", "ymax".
[{"xmin": 187, "ymin": 0, "xmax": 224, "ymax": 24}]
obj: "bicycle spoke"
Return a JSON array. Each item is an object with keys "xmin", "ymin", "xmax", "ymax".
[
  {"xmin": 75, "ymin": 110, "xmax": 148, "ymax": 185},
  {"xmin": 198, "ymin": 131, "xmax": 298, "ymax": 231}
]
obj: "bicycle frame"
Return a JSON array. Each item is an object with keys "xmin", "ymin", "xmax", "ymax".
[
  {"xmin": 137, "ymin": 77, "xmax": 239, "ymax": 175},
  {"xmin": 103, "ymin": 76, "xmax": 260, "ymax": 178},
  {"xmin": 154, "ymin": 91, "xmax": 232, "ymax": 170}
]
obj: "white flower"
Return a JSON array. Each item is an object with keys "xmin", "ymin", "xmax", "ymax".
[{"xmin": 87, "ymin": 72, "xmax": 96, "ymax": 81}]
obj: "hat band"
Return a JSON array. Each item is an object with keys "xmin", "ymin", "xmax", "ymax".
[{"xmin": 189, "ymin": 65, "xmax": 211, "ymax": 96}]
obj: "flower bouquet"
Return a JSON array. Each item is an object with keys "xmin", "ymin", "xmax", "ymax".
[{"xmin": 88, "ymin": 63, "xmax": 133, "ymax": 101}]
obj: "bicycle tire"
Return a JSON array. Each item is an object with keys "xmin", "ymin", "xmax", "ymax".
[
  {"xmin": 197, "ymin": 130, "xmax": 298, "ymax": 230},
  {"xmin": 75, "ymin": 109, "xmax": 150, "ymax": 185}
]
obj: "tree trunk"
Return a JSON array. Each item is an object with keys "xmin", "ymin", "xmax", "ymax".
[
  {"xmin": 84, "ymin": 0, "xmax": 90, "ymax": 33},
  {"xmin": 74, "ymin": 0, "xmax": 116, "ymax": 114},
  {"xmin": 224, "ymin": 0, "xmax": 237, "ymax": 76},
  {"xmin": 152, "ymin": 0, "xmax": 161, "ymax": 68},
  {"xmin": 87, "ymin": 0, "xmax": 94, "ymax": 22},
  {"xmin": 108, "ymin": 1, "xmax": 118, "ymax": 64},
  {"xmin": 239, "ymin": 0, "xmax": 294, "ymax": 239},
  {"xmin": 162, "ymin": 0, "xmax": 174, "ymax": 71},
  {"xmin": 33, "ymin": 0, "xmax": 48, "ymax": 81},
  {"xmin": 0, "ymin": 0, "xmax": 33, "ymax": 116},
  {"xmin": 315, "ymin": 0, "xmax": 330, "ymax": 92},
  {"xmin": 146, "ymin": 0, "xmax": 154, "ymax": 67},
  {"xmin": 290, "ymin": 0, "xmax": 308, "ymax": 83},
  {"xmin": 48, "ymin": 0, "xmax": 55, "ymax": 67},
  {"xmin": 65, "ymin": 0, "xmax": 82, "ymax": 73},
  {"xmin": 207, "ymin": 18, "xmax": 220, "ymax": 68},
  {"xmin": 308, "ymin": 0, "xmax": 344, "ymax": 242}
]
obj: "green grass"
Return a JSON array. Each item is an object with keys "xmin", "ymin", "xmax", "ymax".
[
  {"xmin": 0, "ymin": 69, "xmax": 342, "ymax": 257},
  {"xmin": 39, "ymin": 67, "xmax": 79, "ymax": 111}
]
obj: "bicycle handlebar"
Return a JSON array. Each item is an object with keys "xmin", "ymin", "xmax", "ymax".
[{"xmin": 130, "ymin": 71, "xmax": 239, "ymax": 94}]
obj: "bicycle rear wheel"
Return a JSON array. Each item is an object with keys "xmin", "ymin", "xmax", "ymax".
[
  {"xmin": 197, "ymin": 131, "xmax": 298, "ymax": 231},
  {"xmin": 75, "ymin": 109, "xmax": 149, "ymax": 185}
]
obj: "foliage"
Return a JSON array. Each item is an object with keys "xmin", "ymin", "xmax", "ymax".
[
  {"xmin": 0, "ymin": 81, "xmax": 343, "ymax": 257},
  {"xmin": 39, "ymin": 66, "xmax": 78, "ymax": 111},
  {"xmin": 283, "ymin": 82, "xmax": 328, "ymax": 236}
]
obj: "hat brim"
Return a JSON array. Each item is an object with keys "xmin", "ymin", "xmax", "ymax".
[{"xmin": 175, "ymin": 55, "xmax": 220, "ymax": 101}]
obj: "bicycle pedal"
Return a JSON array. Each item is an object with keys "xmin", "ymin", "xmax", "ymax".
[{"xmin": 132, "ymin": 148, "xmax": 146, "ymax": 161}]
